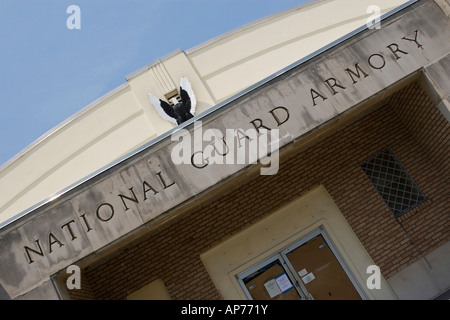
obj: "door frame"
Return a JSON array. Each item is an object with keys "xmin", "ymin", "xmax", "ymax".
[{"xmin": 236, "ymin": 226, "xmax": 368, "ymax": 300}]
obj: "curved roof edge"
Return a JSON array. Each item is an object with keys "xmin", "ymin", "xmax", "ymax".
[
  {"xmin": 185, "ymin": 0, "xmax": 327, "ymax": 55},
  {"xmin": 125, "ymin": 0, "xmax": 327, "ymax": 82},
  {"xmin": 0, "ymin": 0, "xmax": 419, "ymax": 231},
  {"xmin": 125, "ymin": 48, "xmax": 184, "ymax": 81},
  {"xmin": 0, "ymin": 82, "xmax": 130, "ymax": 173}
]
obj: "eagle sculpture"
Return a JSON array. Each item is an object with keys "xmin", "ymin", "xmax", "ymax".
[{"xmin": 148, "ymin": 77, "xmax": 197, "ymax": 125}]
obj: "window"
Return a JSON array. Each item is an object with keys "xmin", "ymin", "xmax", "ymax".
[{"xmin": 361, "ymin": 148, "xmax": 426, "ymax": 217}]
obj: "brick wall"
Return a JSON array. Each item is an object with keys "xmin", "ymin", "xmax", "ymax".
[{"xmin": 71, "ymin": 81, "xmax": 449, "ymax": 299}]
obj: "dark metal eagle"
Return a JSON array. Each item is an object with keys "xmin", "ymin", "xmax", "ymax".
[{"xmin": 148, "ymin": 77, "xmax": 197, "ymax": 125}]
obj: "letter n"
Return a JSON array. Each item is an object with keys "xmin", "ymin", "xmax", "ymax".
[
  {"xmin": 118, "ymin": 187, "xmax": 139, "ymax": 211},
  {"xmin": 24, "ymin": 239, "xmax": 44, "ymax": 264}
]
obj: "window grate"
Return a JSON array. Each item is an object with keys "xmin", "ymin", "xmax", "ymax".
[{"xmin": 361, "ymin": 148, "xmax": 426, "ymax": 217}]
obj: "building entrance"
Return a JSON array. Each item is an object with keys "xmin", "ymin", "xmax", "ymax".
[{"xmin": 237, "ymin": 229, "xmax": 363, "ymax": 300}]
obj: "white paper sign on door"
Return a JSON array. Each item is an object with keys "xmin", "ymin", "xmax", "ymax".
[
  {"xmin": 302, "ymin": 272, "xmax": 315, "ymax": 284},
  {"xmin": 264, "ymin": 279, "xmax": 281, "ymax": 298},
  {"xmin": 275, "ymin": 273, "xmax": 293, "ymax": 292},
  {"xmin": 298, "ymin": 268, "xmax": 308, "ymax": 277}
]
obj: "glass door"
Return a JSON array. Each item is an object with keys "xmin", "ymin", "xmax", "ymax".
[
  {"xmin": 237, "ymin": 254, "xmax": 306, "ymax": 300},
  {"xmin": 237, "ymin": 228, "xmax": 365, "ymax": 300},
  {"xmin": 281, "ymin": 233, "xmax": 362, "ymax": 300}
]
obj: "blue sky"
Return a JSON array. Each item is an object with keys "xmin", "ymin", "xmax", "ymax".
[{"xmin": 0, "ymin": 0, "xmax": 309, "ymax": 167}]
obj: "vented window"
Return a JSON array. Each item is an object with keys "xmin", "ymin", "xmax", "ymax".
[{"xmin": 361, "ymin": 148, "xmax": 426, "ymax": 217}]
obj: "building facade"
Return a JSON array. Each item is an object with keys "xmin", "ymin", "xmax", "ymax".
[
  {"xmin": 0, "ymin": 0, "xmax": 408, "ymax": 227},
  {"xmin": 0, "ymin": 0, "xmax": 449, "ymax": 300}
]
